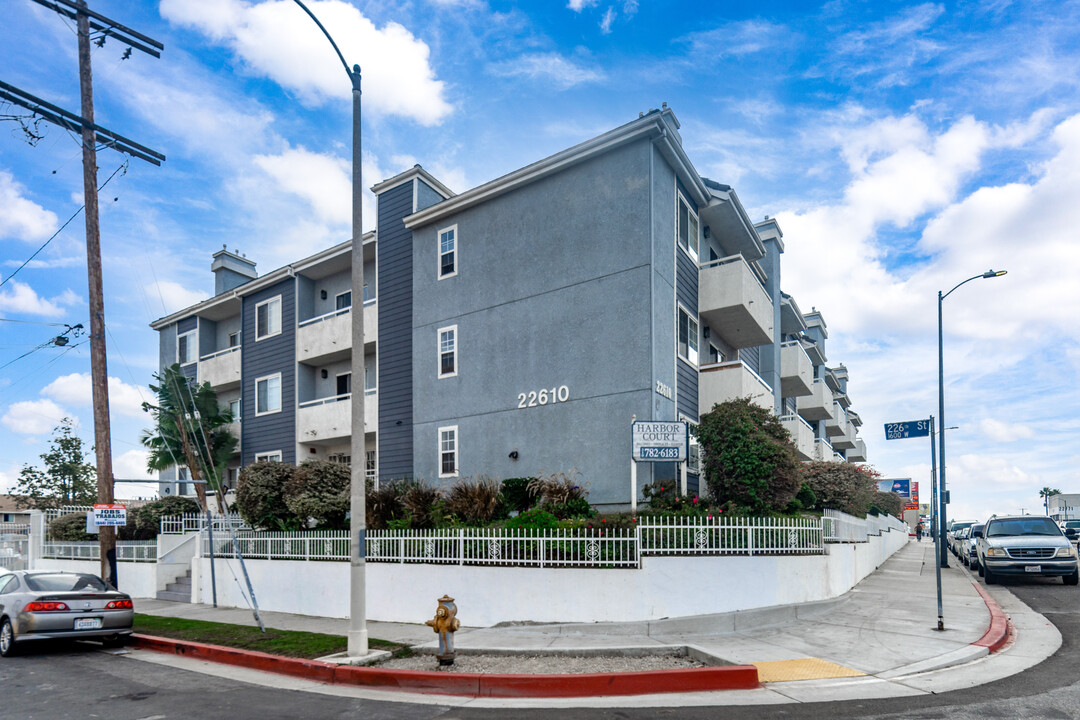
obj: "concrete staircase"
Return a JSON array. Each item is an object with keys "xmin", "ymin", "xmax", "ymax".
[{"xmin": 156, "ymin": 568, "xmax": 192, "ymax": 603}]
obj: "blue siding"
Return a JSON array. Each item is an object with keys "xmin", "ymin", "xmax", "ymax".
[
  {"xmin": 377, "ymin": 181, "xmax": 416, "ymax": 480},
  {"xmin": 241, "ymin": 278, "xmax": 296, "ymax": 466},
  {"xmin": 742, "ymin": 344, "xmax": 761, "ymax": 376},
  {"xmin": 177, "ymin": 316, "xmax": 197, "ymax": 334},
  {"xmin": 675, "ymin": 248, "xmax": 698, "ymax": 421}
]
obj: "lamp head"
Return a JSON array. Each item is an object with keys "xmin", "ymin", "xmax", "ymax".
[{"xmin": 982, "ymin": 269, "xmax": 1007, "ymax": 278}]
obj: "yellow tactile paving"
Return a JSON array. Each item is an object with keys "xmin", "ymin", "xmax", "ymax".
[{"xmin": 750, "ymin": 657, "xmax": 867, "ymax": 682}]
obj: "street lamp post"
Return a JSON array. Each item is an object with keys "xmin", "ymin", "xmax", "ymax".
[
  {"xmin": 290, "ymin": 0, "xmax": 367, "ymax": 657},
  {"xmin": 937, "ymin": 269, "xmax": 1007, "ymax": 568}
]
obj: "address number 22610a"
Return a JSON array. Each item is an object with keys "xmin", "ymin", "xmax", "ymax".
[{"xmin": 517, "ymin": 385, "xmax": 570, "ymax": 408}]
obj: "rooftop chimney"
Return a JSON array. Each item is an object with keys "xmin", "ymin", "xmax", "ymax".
[{"xmin": 211, "ymin": 245, "xmax": 257, "ymax": 296}]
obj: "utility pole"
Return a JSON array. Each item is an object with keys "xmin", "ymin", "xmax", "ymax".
[{"xmin": 3, "ymin": 0, "xmax": 165, "ymax": 587}]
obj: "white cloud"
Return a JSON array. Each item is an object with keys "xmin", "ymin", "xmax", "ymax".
[
  {"xmin": 487, "ymin": 53, "xmax": 606, "ymax": 89},
  {"xmin": 160, "ymin": 0, "xmax": 452, "ymax": 126},
  {"xmin": 980, "ymin": 418, "xmax": 1035, "ymax": 443},
  {"xmin": 112, "ymin": 450, "xmax": 153, "ymax": 481},
  {"xmin": 600, "ymin": 7, "xmax": 616, "ymax": 34},
  {"xmin": 1, "ymin": 399, "xmax": 70, "ymax": 435},
  {"xmin": 147, "ymin": 281, "xmax": 208, "ymax": 316},
  {"xmin": 0, "ymin": 170, "xmax": 58, "ymax": 242},
  {"xmin": 41, "ymin": 373, "xmax": 149, "ymax": 419},
  {"xmin": 567, "ymin": 0, "xmax": 599, "ymax": 10},
  {"xmin": 0, "ymin": 280, "xmax": 80, "ymax": 317},
  {"xmin": 254, "ymin": 147, "xmax": 351, "ymax": 226}
]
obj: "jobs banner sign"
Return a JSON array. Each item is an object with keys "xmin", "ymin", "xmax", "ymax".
[
  {"xmin": 93, "ymin": 504, "xmax": 127, "ymax": 527},
  {"xmin": 632, "ymin": 421, "xmax": 687, "ymax": 462}
]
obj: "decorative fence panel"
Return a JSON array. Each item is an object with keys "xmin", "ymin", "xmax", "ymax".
[
  {"xmin": 638, "ymin": 515, "xmax": 823, "ymax": 556},
  {"xmin": 41, "ymin": 541, "xmax": 158, "ymax": 562},
  {"xmin": 43, "ymin": 506, "xmax": 95, "ymax": 539},
  {"xmin": 160, "ymin": 513, "xmax": 249, "ymax": 535}
]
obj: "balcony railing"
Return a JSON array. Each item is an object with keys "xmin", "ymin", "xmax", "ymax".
[
  {"xmin": 780, "ymin": 413, "xmax": 815, "ymax": 460},
  {"xmin": 779, "ymin": 341, "xmax": 813, "ymax": 398},
  {"xmin": 197, "ymin": 344, "xmax": 241, "ymax": 389},
  {"xmin": 698, "ymin": 254, "xmax": 773, "ymax": 349},
  {"xmin": 700, "ymin": 360, "xmax": 774, "ymax": 411},
  {"xmin": 298, "ymin": 306, "xmax": 351, "ymax": 329},
  {"xmin": 797, "ymin": 378, "xmax": 835, "ymax": 422}
]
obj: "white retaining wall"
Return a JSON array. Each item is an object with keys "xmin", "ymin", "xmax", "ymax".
[
  {"xmin": 194, "ymin": 529, "xmax": 909, "ymax": 625},
  {"xmin": 34, "ymin": 559, "xmax": 158, "ymax": 600}
]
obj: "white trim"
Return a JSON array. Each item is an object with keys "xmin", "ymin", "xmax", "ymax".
[
  {"xmin": 676, "ymin": 190, "xmax": 699, "ymax": 262},
  {"xmin": 255, "ymin": 296, "xmax": 282, "ymax": 341},
  {"xmin": 254, "ymin": 451, "xmax": 283, "ymax": 463},
  {"xmin": 438, "ymin": 224, "xmax": 458, "ymax": 280},
  {"xmin": 254, "ymin": 372, "xmax": 282, "ymax": 416},
  {"xmin": 335, "ymin": 290, "xmax": 352, "ymax": 310},
  {"xmin": 680, "ymin": 413, "xmax": 700, "ymax": 475},
  {"xmin": 227, "ymin": 330, "xmax": 241, "ymax": 348},
  {"xmin": 437, "ymin": 325, "xmax": 458, "ymax": 378},
  {"xmin": 177, "ymin": 329, "xmax": 198, "ymax": 366},
  {"xmin": 438, "ymin": 425, "xmax": 459, "ymax": 478},
  {"xmin": 677, "ymin": 303, "xmax": 699, "ymax": 368},
  {"xmin": 228, "ymin": 398, "xmax": 241, "ymax": 421}
]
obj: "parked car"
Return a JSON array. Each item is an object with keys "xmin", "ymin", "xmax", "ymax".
[
  {"xmin": 975, "ymin": 515, "xmax": 1079, "ymax": 585},
  {"xmin": 0, "ymin": 570, "xmax": 133, "ymax": 657},
  {"xmin": 963, "ymin": 524, "xmax": 984, "ymax": 570},
  {"xmin": 948, "ymin": 520, "xmax": 978, "ymax": 556},
  {"xmin": 952, "ymin": 527, "xmax": 970, "ymax": 558}
]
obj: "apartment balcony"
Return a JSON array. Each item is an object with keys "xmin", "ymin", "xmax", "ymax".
[
  {"xmin": 781, "ymin": 414, "xmax": 815, "ymax": 461},
  {"xmin": 797, "ymin": 379, "xmax": 834, "ymax": 422},
  {"xmin": 197, "ymin": 346, "xmax": 241, "ymax": 390},
  {"xmin": 698, "ymin": 255, "xmax": 773, "ymax": 349},
  {"xmin": 296, "ymin": 301, "xmax": 378, "ymax": 365},
  {"xmin": 825, "ymin": 403, "xmax": 847, "ymax": 438},
  {"xmin": 848, "ymin": 438, "xmax": 868, "ymax": 462},
  {"xmin": 779, "ymin": 341, "xmax": 814, "ymax": 398},
  {"xmin": 814, "ymin": 438, "xmax": 833, "ymax": 462},
  {"xmin": 833, "ymin": 421, "xmax": 857, "ymax": 450},
  {"xmin": 296, "ymin": 391, "xmax": 378, "ymax": 445},
  {"xmin": 699, "ymin": 360, "xmax": 773, "ymax": 413}
]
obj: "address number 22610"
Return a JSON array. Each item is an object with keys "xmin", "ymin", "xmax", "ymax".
[{"xmin": 517, "ymin": 385, "xmax": 570, "ymax": 408}]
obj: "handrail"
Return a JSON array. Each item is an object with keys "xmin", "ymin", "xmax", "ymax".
[
  {"xmin": 199, "ymin": 345, "xmax": 240, "ymax": 361},
  {"xmin": 779, "ymin": 413, "xmax": 814, "ymax": 431},
  {"xmin": 298, "ymin": 306, "xmax": 351, "ymax": 328},
  {"xmin": 298, "ymin": 392, "xmax": 351, "ymax": 408}
]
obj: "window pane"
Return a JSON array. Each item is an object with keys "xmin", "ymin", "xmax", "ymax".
[
  {"xmin": 337, "ymin": 373, "xmax": 351, "ymax": 396},
  {"xmin": 441, "ymin": 251, "xmax": 455, "ymax": 276},
  {"xmin": 441, "ymin": 353, "xmax": 455, "ymax": 375},
  {"xmin": 678, "ymin": 201, "xmax": 688, "ymax": 247},
  {"xmin": 228, "ymin": 332, "xmax": 240, "ymax": 347},
  {"xmin": 336, "ymin": 292, "xmax": 351, "ymax": 310},
  {"xmin": 256, "ymin": 304, "xmax": 267, "ymax": 337},
  {"xmin": 178, "ymin": 334, "xmax": 189, "ymax": 363},
  {"xmin": 268, "ymin": 376, "xmax": 281, "ymax": 411},
  {"xmin": 678, "ymin": 311, "xmax": 688, "ymax": 359},
  {"xmin": 257, "ymin": 379, "xmax": 268, "ymax": 413},
  {"xmin": 689, "ymin": 213, "xmax": 699, "ymax": 255},
  {"xmin": 268, "ymin": 299, "xmax": 281, "ymax": 335}
]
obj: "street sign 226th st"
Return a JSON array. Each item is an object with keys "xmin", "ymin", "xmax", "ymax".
[{"xmin": 883, "ymin": 420, "xmax": 930, "ymax": 440}]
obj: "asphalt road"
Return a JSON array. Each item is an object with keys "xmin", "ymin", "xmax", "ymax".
[{"xmin": 1, "ymin": 571, "xmax": 1078, "ymax": 720}]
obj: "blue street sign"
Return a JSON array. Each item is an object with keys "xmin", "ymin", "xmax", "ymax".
[{"xmin": 884, "ymin": 419, "xmax": 931, "ymax": 440}]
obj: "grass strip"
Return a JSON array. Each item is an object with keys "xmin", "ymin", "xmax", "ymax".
[{"xmin": 133, "ymin": 614, "xmax": 404, "ymax": 660}]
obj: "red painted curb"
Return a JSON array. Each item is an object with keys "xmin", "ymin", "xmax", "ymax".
[
  {"xmin": 131, "ymin": 634, "xmax": 760, "ymax": 697},
  {"xmin": 970, "ymin": 583, "xmax": 1010, "ymax": 653}
]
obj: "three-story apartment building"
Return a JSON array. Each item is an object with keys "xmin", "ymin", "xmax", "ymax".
[{"xmin": 150, "ymin": 107, "xmax": 867, "ymax": 509}]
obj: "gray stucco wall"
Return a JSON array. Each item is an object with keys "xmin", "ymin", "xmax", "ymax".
[
  {"xmin": 410, "ymin": 139, "xmax": 674, "ymax": 506},
  {"xmin": 240, "ymin": 278, "xmax": 296, "ymax": 465}
]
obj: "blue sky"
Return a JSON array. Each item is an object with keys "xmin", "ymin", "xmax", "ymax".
[{"xmin": 1, "ymin": 0, "xmax": 1078, "ymax": 520}]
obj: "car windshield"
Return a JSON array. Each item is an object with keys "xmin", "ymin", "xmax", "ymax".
[
  {"xmin": 1066, "ymin": 521, "xmax": 1080, "ymax": 529},
  {"xmin": 952, "ymin": 523, "xmax": 974, "ymax": 532},
  {"xmin": 987, "ymin": 518, "xmax": 1061, "ymax": 538},
  {"xmin": 25, "ymin": 573, "xmax": 108, "ymax": 592}
]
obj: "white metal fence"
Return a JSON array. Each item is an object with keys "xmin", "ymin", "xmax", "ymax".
[
  {"xmin": 43, "ymin": 506, "xmax": 95, "ymax": 539},
  {"xmin": 160, "ymin": 513, "xmax": 249, "ymax": 534},
  {"xmin": 41, "ymin": 541, "xmax": 158, "ymax": 562},
  {"xmin": 197, "ymin": 514, "xmax": 894, "ymax": 568},
  {"xmin": 1, "ymin": 523, "xmax": 30, "ymax": 570}
]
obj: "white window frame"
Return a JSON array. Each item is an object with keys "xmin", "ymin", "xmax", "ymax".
[
  {"xmin": 682, "ymin": 415, "xmax": 701, "ymax": 475},
  {"xmin": 335, "ymin": 290, "xmax": 352, "ymax": 310},
  {"xmin": 228, "ymin": 330, "xmax": 241, "ymax": 348},
  {"xmin": 228, "ymin": 398, "xmax": 241, "ymax": 421},
  {"xmin": 255, "ymin": 373, "xmax": 282, "ymax": 416},
  {"xmin": 437, "ymin": 325, "xmax": 458, "ymax": 378},
  {"xmin": 438, "ymin": 425, "xmax": 458, "ymax": 478},
  {"xmin": 255, "ymin": 451, "xmax": 282, "ymax": 463},
  {"xmin": 438, "ymin": 224, "xmax": 458, "ymax": 280},
  {"xmin": 255, "ymin": 296, "xmax": 282, "ymax": 341},
  {"xmin": 677, "ymin": 304, "xmax": 699, "ymax": 367},
  {"xmin": 676, "ymin": 191, "xmax": 699, "ymax": 262},
  {"xmin": 177, "ymin": 329, "xmax": 197, "ymax": 365}
]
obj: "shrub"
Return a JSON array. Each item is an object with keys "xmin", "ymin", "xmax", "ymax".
[
  {"xmin": 135, "ymin": 495, "xmax": 201, "ymax": 534},
  {"xmin": 49, "ymin": 512, "xmax": 95, "ymax": 541},
  {"xmin": 501, "ymin": 477, "xmax": 535, "ymax": 514},
  {"xmin": 802, "ymin": 462, "xmax": 882, "ymax": 516},
  {"xmin": 234, "ymin": 461, "xmax": 297, "ymax": 530},
  {"xmin": 696, "ymin": 398, "xmax": 803, "ymax": 514},
  {"xmin": 445, "ymin": 475, "xmax": 503, "ymax": 525},
  {"xmin": 543, "ymin": 496, "xmax": 597, "ymax": 520},
  {"xmin": 283, "ymin": 460, "xmax": 351, "ymax": 530},
  {"xmin": 400, "ymin": 481, "xmax": 442, "ymax": 529},
  {"xmin": 869, "ymin": 490, "xmax": 904, "ymax": 518},
  {"xmin": 504, "ymin": 507, "xmax": 559, "ymax": 530},
  {"xmin": 784, "ymin": 482, "xmax": 818, "ymax": 514},
  {"xmin": 641, "ymin": 482, "xmax": 709, "ymax": 514},
  {"xmin": 366, "ymin": 481, "xmax": 407, "ymax": 530},
  {"xmin": 527, "ymin": 469, "xmax": 587, "ymax": 506}
]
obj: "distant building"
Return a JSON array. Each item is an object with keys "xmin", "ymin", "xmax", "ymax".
[
  {"xmin": 1048, "ymin": 494, "xmax": 1080, "ymax": 521},
  {"xmin": 0, "ymin": 496, "xmax": 31, "ymax": 524},
  {"xmin": 150, "ymin": 108, "xmax": 867, "ymax": 510}
]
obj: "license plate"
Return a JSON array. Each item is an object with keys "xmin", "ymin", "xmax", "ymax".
[
  {"xmin": 74, "ymin": 617, "xmax": 103, "ymax": 630},
  {"xmin": 1024, "ymin": 565, "xmax": 1042, "ymax": 573}
]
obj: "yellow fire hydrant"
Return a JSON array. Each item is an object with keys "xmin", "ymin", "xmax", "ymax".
[{"xmin": 425, "ymin": 595, "xmax": 461, "ymax": 666}]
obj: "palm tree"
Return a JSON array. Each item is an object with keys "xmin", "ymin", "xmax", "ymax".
[
  {"xmin": 141, "ymin": 364, "xmax": 238, "ymax": 514},
  {"xmin": 1039, "ymin": 487, "xmax": 1062, "ymax": 517}
]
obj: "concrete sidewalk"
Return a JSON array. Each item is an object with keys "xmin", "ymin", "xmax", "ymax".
[{"xmin": 130, "ymin": 540, "xmax": 1061, "ymax": 705}]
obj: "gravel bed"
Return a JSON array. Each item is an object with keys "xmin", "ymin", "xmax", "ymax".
[{"xmin": 378, "ymin": 653, "xmax": 704, "ymax": 674}]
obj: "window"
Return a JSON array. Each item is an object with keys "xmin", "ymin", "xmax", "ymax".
[
  {"xmin": 328, "ymin": 453, "xmax": 351, "ymax": 465},
  {"xmin": 255, "ymin": 373, "xmax": 282, "ymax": 415},
  {"xmin": 177, "ymin": 466, "xmax": 190, "ymax": 496},
  {"xmin": 228, "ymin": 398, "xmax": 241, "ymax": 421},
  {"xmin": 228, "ymin": 331, "xmax": 241, "ymax": 348},
  {"xmin": 366, "ymin": 450, "xmax": 377, "ymax": 483},
  {"xmin": 365, "ymin": 357, "xmax": 377, "ymax": 394},
  {"xmin": 335, "ymin": 291, "xmax": 352, "ymax": 310},
  {"xmin": 177, "ymin": 330, "xmax": 197, "ymax": 365},
  {"xmin": 685, "ymin": 421, "xmax": 701, "ymax": 474},
  {"xmin": 439, "ymin": 426, "xmax": 458, "ymax": 478},
  {"xmin": 708, "ymin": 344, "xmax": 723, "ymax": 365},
  {"xmin": 225, "ymin": 467, "xmax": 239, "ymax": 490},
  {"xmin": 438, "ymin": 325, "xmax": 457, "ymax": 378},
  {"xmin": 678, "ymin": 307, "xmax": 699, "ymax": 365},
  {"xmin": 336, "ymin": 372, "xmax": 351, "ymax": 397},
  {"xmin": 677, "ymin": 193, "xmax": 699, "ymax": 260},
  {"xmin": 438, "ymin": 225, "xmax": 457, "ymax": 279},
  {"xmin": 255, "ymin": 451, "xmax": 282, "ymax": 463},
  {"xmin": 255, "ymin": 296, "xmax": 282, "ymax": 340}
]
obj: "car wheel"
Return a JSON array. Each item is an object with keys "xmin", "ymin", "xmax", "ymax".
[
  {"xmin": 978, "ymin": 561, "xmax": 984, "ymax": 577},
  {"xmin": 984, "ymin": 566, "xmax": 996, "ymax": 585},
  {"xmin": 0, "ymin": 618, "xmax": 17, "ymax": 658},
  {"xmin": 1065, "ymin": 571, "xmax": 1079, "ymax": 586}
]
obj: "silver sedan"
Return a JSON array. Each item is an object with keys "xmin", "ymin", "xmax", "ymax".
[{"xmin": 0, "ymin": 570, "xmax": 133, "ymax": 656}]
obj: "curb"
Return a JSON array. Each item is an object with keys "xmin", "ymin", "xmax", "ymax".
[
  {"xmin": 130, "ymin": 634, "xmax": 761, "ymax": 697},
  {"xmin": 970, "ymin": 582, "xmax": 1010, "ymax": 653}
]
